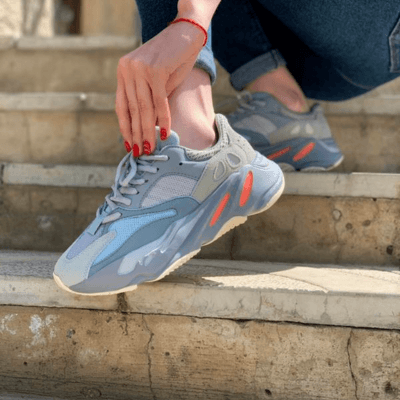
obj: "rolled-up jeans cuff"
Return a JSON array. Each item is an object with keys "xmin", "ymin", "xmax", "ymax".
[
  {"xmin": 230, "ymin": 50, "xmax": 286, "ymax": 91},
  {"xmin": 193, "ymin": 26, "xmax": 217, "ymax": 85}
]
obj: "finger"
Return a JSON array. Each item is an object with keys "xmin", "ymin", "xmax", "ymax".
[
  {"xmin": 150, "ymin": 77, "xmax": 171, "ymax": 141},
  {"xmin": 115, "ymin": 81, "xmax": 132, "ymax": 152},
  {"xmin": 135, "ymin": 76, "xmax": 156, "ymax": 155},
  {"xmin": 123, "ymin": 71, "xmax": 143, "ymax": 157}
]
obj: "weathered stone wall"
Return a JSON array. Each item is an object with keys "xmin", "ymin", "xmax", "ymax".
[
  {"xmin": 0, "ymin": 0, "xmax": 54, "ymax": 37},
  {"xmin": 0, "ymin": 306, "xmax": 399, "ymax": 400},
  {"xmin": 81, "ymin": 0, "xmax": 139, "ymax": 37}
]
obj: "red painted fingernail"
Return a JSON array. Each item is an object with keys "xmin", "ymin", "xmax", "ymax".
[
  {"xmin": 160, "ymin": 128, "xmax": 167, "ymax": 141},
  {"xmin": 132, "ymin": 144, "xmax": 140, "ymax": 157},
  {"xmin": 124, "ymin": 141, "xmax": 131, "ymax": 152},
  {"xmin": 143, "ymin": 141, "xmax": 151, "ymax": 155}
]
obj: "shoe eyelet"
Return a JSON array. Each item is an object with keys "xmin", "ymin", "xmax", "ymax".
[{"xmin": 179, "ymin": 162, "xmax": 183, "ymax": 166}]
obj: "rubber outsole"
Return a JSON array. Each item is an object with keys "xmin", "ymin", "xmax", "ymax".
[{"xmin": 53, "ymin": 176, "xmax": 285, "ymax": 297}]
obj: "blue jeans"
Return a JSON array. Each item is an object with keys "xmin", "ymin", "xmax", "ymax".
[{"xmin": 135, "ymin": 0, "xmax": 400, "ymax": 101}]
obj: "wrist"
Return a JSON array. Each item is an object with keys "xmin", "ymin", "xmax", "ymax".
[
  {"xmin": 177, "ymin": 0, "xmax": 214, "ymax": 30},
  {"xmin": 170, "ymin": 18, "xmax": 208, "ymax": 46}
]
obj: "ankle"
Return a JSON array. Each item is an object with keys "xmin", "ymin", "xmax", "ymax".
[
  {"xmin": 169, "ymin": 67, "xmax": 216, "ymax": 150},
  {"xmin": 246, "ymin": 66, "xmax": 309, "ymax": 113},
  {"xmin": 271, "ymin": 88, "xmax": 309, "ymax": 113},
  {"xmin": 173, "ymin": 117, "xmax": 217, "ymax": 150}
]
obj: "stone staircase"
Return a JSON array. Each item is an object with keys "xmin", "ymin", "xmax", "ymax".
[{"xmin": 0, "ymin": 34, "xmax": 400, "ymax": 400}]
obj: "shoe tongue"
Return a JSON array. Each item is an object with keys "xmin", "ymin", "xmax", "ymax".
[{"xmin": 156, "ymin": 128, "xmax": 180, "ymax": 152}]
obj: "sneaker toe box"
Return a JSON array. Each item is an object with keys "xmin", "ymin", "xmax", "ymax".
[{"xmin": 54, "ymin": 231, "xmax": 116, "ymax": 288}]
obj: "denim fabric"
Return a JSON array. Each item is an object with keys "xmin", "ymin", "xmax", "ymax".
[
  {"xmin": 135, "ymin": 0, "xmax": 216, "ymax": 84},
  {"xmin": 135, "ymin": 0, "xmax": 400, "ymax": 101},
  {"xmin": 195, "ymin": 27, "xmax": 217, "ymax": 84},
  {"xmin": 390, "ymin": 18, "xmax": 400, "ymax": 73}
]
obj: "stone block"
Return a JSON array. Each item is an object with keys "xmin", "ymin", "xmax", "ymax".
[
  {"xmin": 0, "ymin": 307, "xmax": 152, "ymax": 399},
  {"xmin": 228, "ymin": 195, "xmax": 400, "ymax": 266},
  {"xmin": 76, "ymin": 188, "xmax": 110, "ymax": 215},
  {"xmin": 5, "ymin": 213, "xmax": 75, "ymax": 252},
  {"xmin": 79, "ymin": 112, "xmax": 125, "ymax": 164},
  {"xmin": 81, "ymin": 0, "xmax": 139, "ymax": 37},
  {"xmin": 0, "ymin": 112, "xmax": 31, "ymax": 163},
  {"xmin": 0, "ymin": 305, "xmax": 398, "ymax": 399},
  {"xmin": 349, "ymin": 330, "xmax": 400, "ymax": 399},
  {"xmin": 328, "ymin": 115, "xmax": 400, "ymax": 173},
  {"xmin": 0, "ymin": 49, "xmax": 127, "ymax": 93},
  {"xmin": 30, "ymin": 187, "xmax": 78, "ymax": 214},
  {"xmin": 27, "ymin": 112, "xmax": 79, "ymax": 164}
]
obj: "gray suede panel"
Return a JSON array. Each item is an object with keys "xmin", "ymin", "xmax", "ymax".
[
  {"xmin": 228, "ymin": 92, "xmax": 333, "ymax": 145},
  {"xmin": 67, "ymin": 229, "xmax": 102, "ymax": 260},
  {"xmin": 192, "ymin": 114, "xmax": 256, "ymax": 202}
]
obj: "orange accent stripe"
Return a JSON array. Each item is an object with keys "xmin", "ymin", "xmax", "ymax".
[
  {"xmin": 210, "ymin": 193, "xmax": 230, "ymax": 227},
  {"xmin": 239, "ymin": 171, "xmax": 253, "ymax": 207},
  {"xmin": 293, "ymin": 142, "xmax": 315, "ymax": 162},
  {"xmin": 267, "ymin": 146, "xmax": 291, "ymax": 160}
]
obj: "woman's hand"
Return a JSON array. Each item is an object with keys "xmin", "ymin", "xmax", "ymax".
[{"xmin": 116, "ymin": 22, "xmax": 205, "ymax": 156}]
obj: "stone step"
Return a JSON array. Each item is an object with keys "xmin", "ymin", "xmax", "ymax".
[
  {"xmin": 0, "ymin": 395, "xmax": 64, "ymax": 400},
  {"xmin": 0, "ymin": 36, "xmax": 138, "ymax": 93},
  {"xmin": 1, "ymin": 164, "xmax": 399, "ymax": 266},
  {"xmin": 0, "ymin": 251, "xmax": 399, "ymax": 399},
  {"xmin": 1, "ymin": 92, "xmax": 399, "ymax": 172}
]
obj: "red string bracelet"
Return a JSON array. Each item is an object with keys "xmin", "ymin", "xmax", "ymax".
[{"xmin": 169, "ymin": 18, "xmax": 208, "ymax": 47}]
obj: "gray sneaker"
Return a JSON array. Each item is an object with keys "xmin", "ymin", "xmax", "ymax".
[
  {"xmin": 53, "ymin": 114, "xmax": 284, "ymax": 296},
  {"xmin": 226, "ymin": 92, "xmax": 344, "ymax": 172}
]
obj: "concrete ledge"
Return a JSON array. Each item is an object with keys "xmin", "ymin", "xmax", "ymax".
[
  {"xmin": 2, "ymin": 163, "xmax": 116, "ymax": 188},
  {"xmin": 2, "ymin": 92, "xmax": 400, "ymax": 115},
  {"xmin": 0, "ymin": 35, "xmax": 138, "ymax": 51},
  {"xmin": 320, "ymin": 95, "xmax": 400, "ymax": 115},
  {"xmin": 0, "ymin": 394, "xmax": 63, "ymax": 400},
  {"xmin": 0, "ymin": 37, "xmax": 17, "ymax": 50},
  {"xmin": 0, "ymin": 93, "xmax": 115, "ymax": 112},
  {"xmin": 284, "ymin": 172, "xmax": 400, "ymax": 199},
  {"xmin": 0, "ymin": 251, "xmax": 399, "ymax": 330},
  {"xmin": 2, "ymin": 163, "xmax": 399, "ymax": 199}
]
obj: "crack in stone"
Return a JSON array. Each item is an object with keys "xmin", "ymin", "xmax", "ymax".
[
  {"xmin": 229, "ymin": 228, "xmax": 238, "ymax": 260},
  {"xmin": 142, "ymin": 315, "xmax": 157, "ymax": 400},
  {"xmin": 117, "ymin": 293, "xmax": 128, "ymax": 313},
  {"xmin": 0, "ymin": 163, "xmax": 4, "ymax": 185},
  {"xmin": 347, "ymin": 329, "xmax": 359, "ymax": 400}
]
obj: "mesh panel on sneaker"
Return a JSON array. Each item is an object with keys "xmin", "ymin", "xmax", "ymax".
[
  {"xmin": 141, "ymin": 175, "xmax": 198, "ymax": 208},
  {"xmin": 185, "ymin": 118, "xmax": 230, "ymax": 161}
]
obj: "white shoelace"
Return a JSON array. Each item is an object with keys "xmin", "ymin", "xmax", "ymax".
[{"xmin": 96, "ymin": 152, "xmax": 168, "ymax": 225}]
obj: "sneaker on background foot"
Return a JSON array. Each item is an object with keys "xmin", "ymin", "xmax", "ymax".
[
  {"xmin": 226, "ymin": 92, "xmax": 344, "ymax": 172},
  {"xmin": 53, "ymin": 114, "xmax": 284, "ymax": 296}
]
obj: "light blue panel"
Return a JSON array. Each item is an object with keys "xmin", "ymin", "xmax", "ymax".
[{"xmin": 94, "ymin": 209, "xmax": 177, "ymax": 264}]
